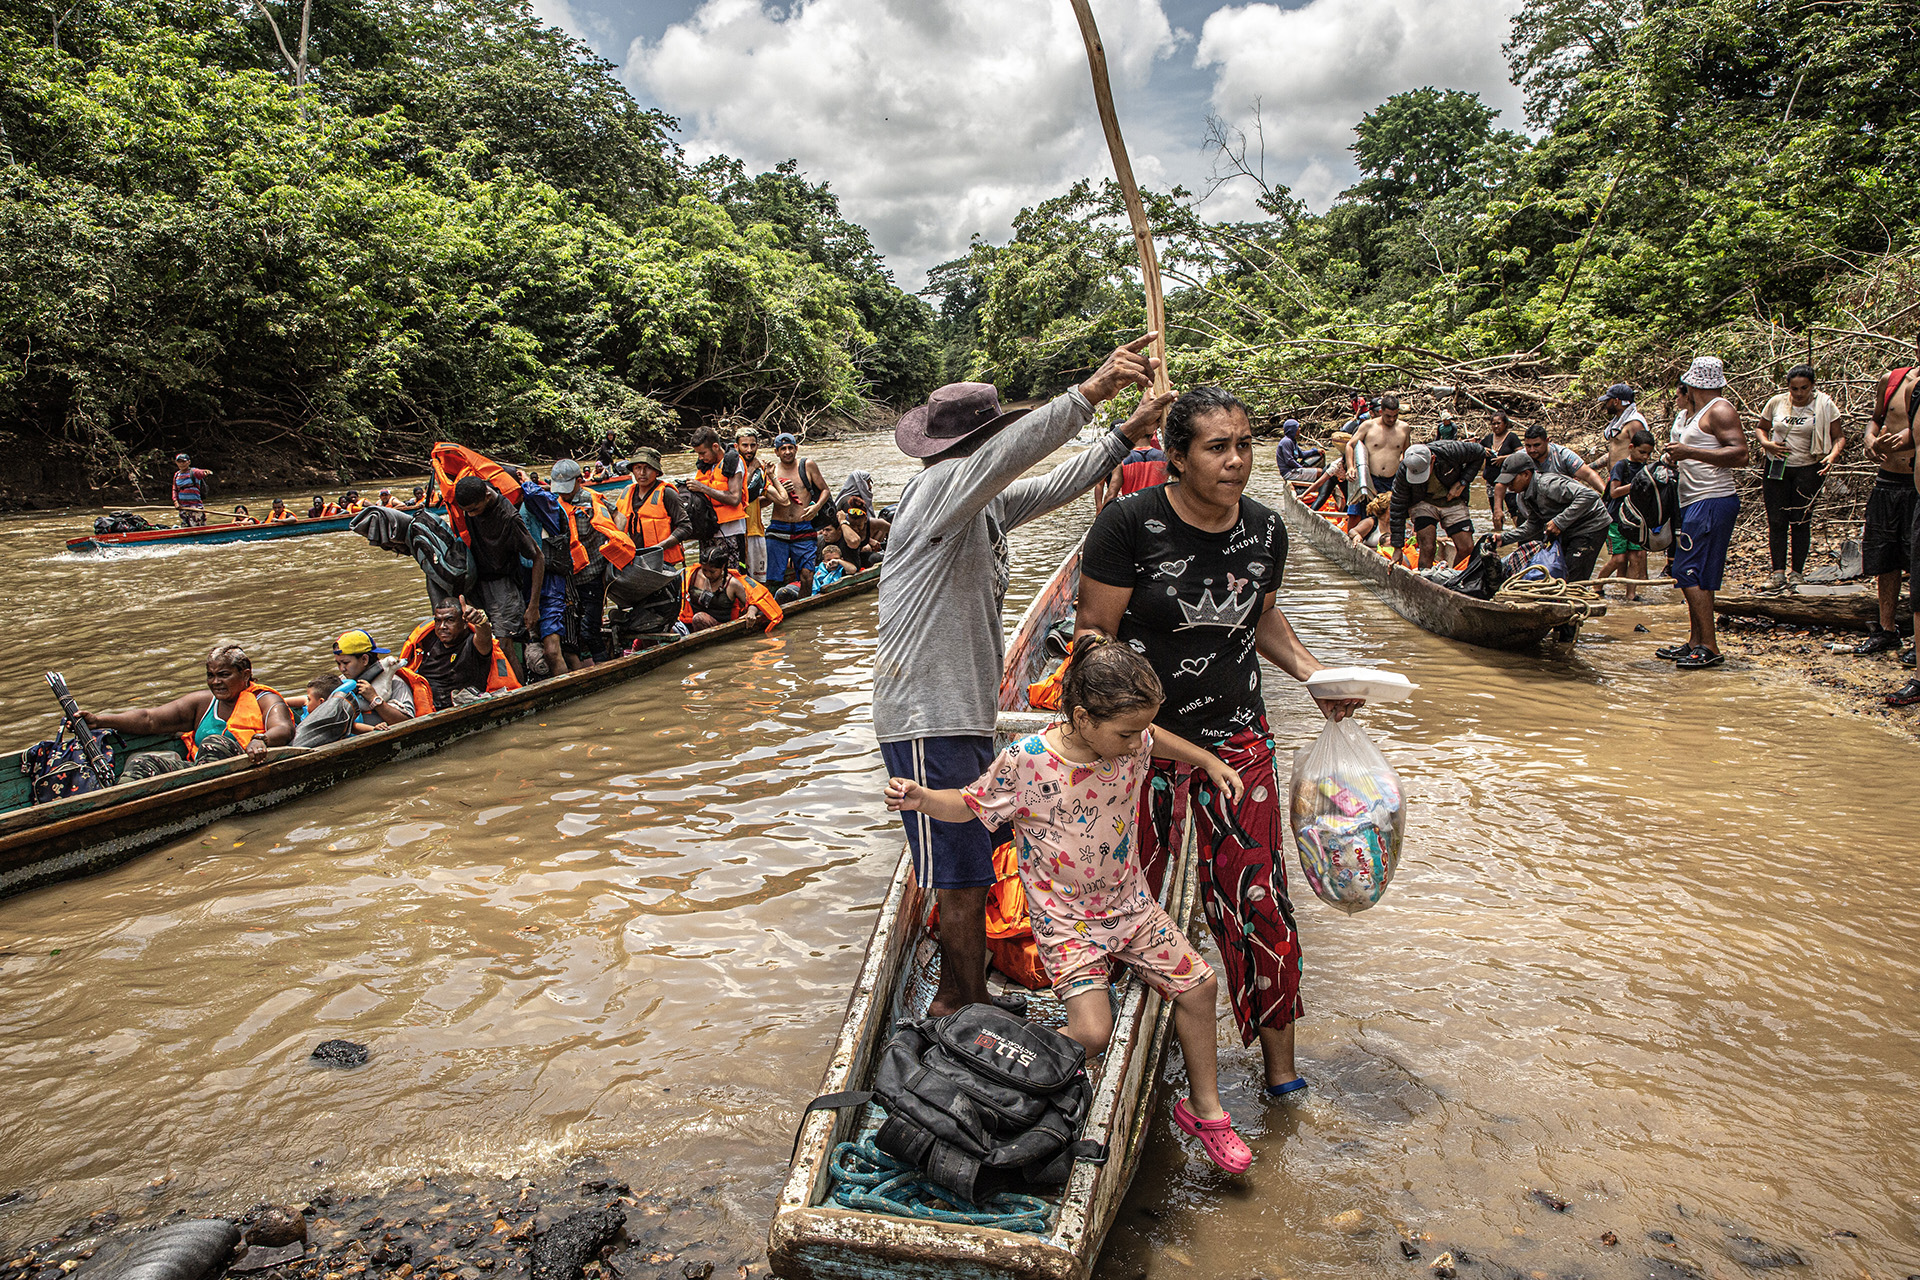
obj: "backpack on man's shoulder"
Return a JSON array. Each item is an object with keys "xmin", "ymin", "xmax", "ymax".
[
  {"xmin": 679, "ymin": 484, "xmax": 721, "ymax": 543},
  {"xmin": 1619, "ymin": 461, "xmax": 1679, "ymax": 552},
  {"xmin": 798, "ymin": 1003, "xmax": 1100, "ymax": 1206}
]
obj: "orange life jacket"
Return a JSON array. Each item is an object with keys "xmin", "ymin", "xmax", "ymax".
[
  {"xmin": 1027, "ymin": 657, "xmax": 1068, "ymax": 711},
  {"xmin": 399, "ymin": 621, "xmax": 521, "ymax": 699},
  {"xmin": 268, "ymin": 509, "xmax": 294, "ymax": 522},
  {"xmin": 618, "ymin": 480, "xmax": 685, "ymax": 564},
  {"xmin": 928, "ymin": 840, "xmax": 1049, "ymax": 991},
  {"xmin": 343, "ymin": 501, "xmax": 364, "ymax": 513},
  {"xmin": 431, "ymin": 442, "xmax": 589, "ymax": 573},
  {"xmin": 389, "ymin": 664, "xmax": 433, "ymax": 717},
  {"xmin": 694, "ymin": 456, "xmax": 746, "ymax": 524},
  {"xmin": 571, "ymin": 490, "xmax": 636, "ymax": 571},
  {"xmin": 431, "ymin": 442, "xmax": 524, "ymax": 546},
  {"xmin": 321, "ymin": 503, "xmax": 340, "ymax": 517},
  {"xmin": 678, "ymin": 565, "xmax": 784, "ymax": 631},
  {"xmin": 182, "ymin": 682, "xmax": 280, "ymax": 760}
]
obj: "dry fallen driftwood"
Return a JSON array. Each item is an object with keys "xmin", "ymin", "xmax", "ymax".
[{"xmin": 1714, "ymin": 591, "xmax": 1910, "ymax": 632}]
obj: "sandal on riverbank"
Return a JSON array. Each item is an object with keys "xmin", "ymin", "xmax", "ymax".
[
  {"xmin": 1265, "ymin": 1077, "xmax": 1310, "ymax": 1103},
  {"xmin": 1886, "ymin": 679, "xmax": 1920, "ymax": 708},
  {"xmin": 1676, "ymin": 648, "xmax": 1725, "ymax": 670},
  {"xmin": 1173, "ymin": 1098, "xmax": 1253, "ymax": 1173},
  {"xmin": 1654, "ymin": 642, "xmax": 1694, "ymax": 660},
  {"xmin": 1850, "ymin": 627, "xmax": 1901, "ymax": 656}
]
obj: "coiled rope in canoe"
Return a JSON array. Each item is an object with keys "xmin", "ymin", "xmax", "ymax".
[
  {"xmin": 826, "ymin": 1140, "xmax": 1053, "ymax": 1233},
  {"xmin": 1494, "ymin": 566, "xmax": 1597, "ymax": 622}
]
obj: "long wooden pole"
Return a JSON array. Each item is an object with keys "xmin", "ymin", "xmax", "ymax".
[{"xmin": 1068, "ymin": 0, "xmax": 1172, "ymax": 397}]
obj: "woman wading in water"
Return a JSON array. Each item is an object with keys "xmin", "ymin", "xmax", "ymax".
[{"xmin": 1075, "ymin": 386, "xmax": 1361, "ymax": 1100}]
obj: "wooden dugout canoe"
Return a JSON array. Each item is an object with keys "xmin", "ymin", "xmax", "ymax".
[
  {"xmin": 66, "ymin": 513, "xmax": 357, "ymax": 554},
  {"xmin": 0, "ymin": 567, "xmax": 879, "ymax": 902},
  {"xmin": 63, "ymin": 479, "xmax": 631, "ymax": 554},
  {"xmin": 1277, "ymin": 478, "xmax": 1604, "ymax": 650},
  {"xmin": 767, "ymin": 548, "xmax": 1201, "ymax": 1280}
]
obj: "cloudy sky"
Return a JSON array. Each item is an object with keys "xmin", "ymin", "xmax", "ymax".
[{"xmin": 531, "ymin": 0, "xmax": 1523, "ymax": 285}]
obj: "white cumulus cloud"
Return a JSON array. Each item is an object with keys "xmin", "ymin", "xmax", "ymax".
[
  {"xmin": 630, "ymin": 0, "xmax": 1178, "ymax": 285},
  {"xmin": 1195, "ymin": 0, "xmax": 1524, "ymax": 213}
]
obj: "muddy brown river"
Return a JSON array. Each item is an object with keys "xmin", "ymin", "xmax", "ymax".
[{"xmin": 2, "ymin": 437, "xmax": 1916, "ymax": 1279}]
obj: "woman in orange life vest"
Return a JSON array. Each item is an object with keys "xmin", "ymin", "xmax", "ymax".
[
  {"xmin": 82, "ymin": 642, "xmax": 295, "ymax": 780},
  {"xmin": 676, "ymin": 540, "xmax": 784, "ymax": 634},
  {"xmin": 230, "ymin": 505, "xmax": 259, "ymax": 525}
]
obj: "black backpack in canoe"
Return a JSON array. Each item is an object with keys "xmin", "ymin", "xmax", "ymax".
[
  {"xmin": 93, "ymin": 511, "xmax": 156, "ymax": 535},
  {"xmin": 802, "ymin": 1004, "xmax": 1100, "ymax": 1205}
]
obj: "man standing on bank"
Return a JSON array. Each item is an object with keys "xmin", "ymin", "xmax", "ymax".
[
  {"xmin": 875, "ymin": 334, "xmax": 1173, "ymax": 1018},
  {"xmin": 1075, "ymin": 386, "xmax": 1361, "ymax": 1103},
  {"xmin": 1660, "ymin": 356, "xmax": 1749, "ymax": 669}
]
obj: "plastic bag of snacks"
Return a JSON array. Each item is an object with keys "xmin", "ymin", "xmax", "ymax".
[{"xmin": 1288, "ymin": 718, "xmax": 1405, "ymax": 913}]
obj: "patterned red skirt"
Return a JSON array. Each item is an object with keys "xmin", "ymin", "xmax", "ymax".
[{"xmin": 1135, "ymin": 718, "xmax": 1303, "ymax": 1045}]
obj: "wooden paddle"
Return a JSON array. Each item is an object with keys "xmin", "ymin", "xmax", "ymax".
[{"xmin": 1067, "ymin": 0, "xmax": 1172, "ymax": 398}]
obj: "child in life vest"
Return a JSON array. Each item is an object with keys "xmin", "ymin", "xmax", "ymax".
[
  {"xmin": 884, "ymin": 634, "xmax": 1255, "ymax": 1174},
  {"xmin": 811, "ymin": 540, "xmax": 848, "ymax": 593}
]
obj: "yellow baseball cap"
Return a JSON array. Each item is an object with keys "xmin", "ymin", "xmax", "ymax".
[{"xmin": 332, "ymin": 629, "xmax": 389, "ymax": 656}]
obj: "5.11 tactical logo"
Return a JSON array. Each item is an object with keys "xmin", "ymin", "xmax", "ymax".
[{"xmin": 972, "ymin": 1031, "xmax": 1037, "ymax": 1067}]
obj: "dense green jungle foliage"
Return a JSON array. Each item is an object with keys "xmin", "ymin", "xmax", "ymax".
[
  {"xmin": 0, "ymin": 0, "xmax": 940, "ymax": 488},
  {"xmin": 929, "ymin": 0, "xmax": 1920, "ymax": 417}
]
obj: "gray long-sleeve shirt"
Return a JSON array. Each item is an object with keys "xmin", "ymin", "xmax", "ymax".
[
  {"xmin": 1508, "ymin": 470, "xmax": 1610, "ymax": 543},
  {"xmin": 872, "ymin": 389, "xmax": 1127, "ymax": 743}
]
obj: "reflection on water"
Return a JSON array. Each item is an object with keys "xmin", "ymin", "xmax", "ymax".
[{"xmin": 2, "ymin": 444, "xmax": 1918, "ymax": 1280}]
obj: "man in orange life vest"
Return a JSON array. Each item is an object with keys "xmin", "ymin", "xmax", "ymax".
[
  {"xmin": 613, "ymin": 447, "xmax": 693, "ymax": 636},
  {"xmin": 83, "ymin": 642, "xmax": 296, "ymax": 778},
  {"xmin": 399, "ymin": 598, "xmax": 520, "ymax": 708},
  {"xmin": 685, "ymin": 426, "xmax": 748, "ymax": 564},
  {"xmin": 1092, "ymin": 433, "xmax": 1169, "ymax": 511}
]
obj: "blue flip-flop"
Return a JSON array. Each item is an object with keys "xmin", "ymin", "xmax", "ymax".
[{"xmin": 1266, "ymin": 1078, "xmax": 1309, "ymax": 1102}]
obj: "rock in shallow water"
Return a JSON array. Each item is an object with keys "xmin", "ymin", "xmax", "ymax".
[
  {"xmin": 1721, "ymin": 1234, "xmax": 1806, "ymax": 1269},
  {"xmin": 310, "ymin": 1040, "xmax": 368, "ymax": 1067},
  {"xmin": 242, "ymin": 1210, "xmax": 305, "ymax": 1248},
  {"xmin": 530, "ymin": 1208, "xmax": 625, "ymax": 1280}
]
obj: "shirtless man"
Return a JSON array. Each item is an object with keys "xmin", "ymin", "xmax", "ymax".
[
  {"xmin": 1346, "ymin": 395, "xmax": 1410, "ymax": 520},
  {"xmin": 765, "ymin": 432, "xmax": 832, "ymax": 593},
  {"xmin": 1872, "ymin": 343, "xmax": 1920, "ymax": 704}
]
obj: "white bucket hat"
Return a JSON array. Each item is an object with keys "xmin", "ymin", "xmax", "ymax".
[{"xmin": 1681, "ymin": 356, "xmax": 1726, "ymax": 389}]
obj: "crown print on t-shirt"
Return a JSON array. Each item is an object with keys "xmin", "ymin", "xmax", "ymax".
[{"xmin": 1175, "ymin": 586, "xmax": 1257, "ymax": 630}]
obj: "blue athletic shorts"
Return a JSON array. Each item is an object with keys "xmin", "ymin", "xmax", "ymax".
[
  {"xmin": 880, "ymin": 735, "xmax": 996, "ymax": 891},
  {"xmin": 1673, "ymin": 494, "xmax": 1740, "ymax": 591},
  {"xmin": 766, "ymin": 520, "xmax": 818, "ymax": 588}
]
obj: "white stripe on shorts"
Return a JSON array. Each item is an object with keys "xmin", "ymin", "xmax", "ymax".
[{"xmin": 908, "ymin": 737, "xmax": 935, "ymax": 890}]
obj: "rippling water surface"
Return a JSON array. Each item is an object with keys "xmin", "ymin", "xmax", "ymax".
[{"xmin": 2, "ymin": 439, "xmax": 1916, "ymax": 1279}]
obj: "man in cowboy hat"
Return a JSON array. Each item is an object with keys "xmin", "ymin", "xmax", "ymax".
[
  {"xmin": 875, "ymin": 332, "xmax": 1173, "ymax": 1017},
  {"xmin": 1659, "ymin": 355, "xmax": 1748, "ymax": 669}
]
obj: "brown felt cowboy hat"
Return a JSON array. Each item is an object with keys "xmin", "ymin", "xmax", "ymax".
[{"xmin": 894, "ymin": 382, "xmax": 1033, "ymax": 459}]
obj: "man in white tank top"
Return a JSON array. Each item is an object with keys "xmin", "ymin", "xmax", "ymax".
[{"xmin": 1659, "ymin": 356, "xmax": 1749, "ymax": 668}]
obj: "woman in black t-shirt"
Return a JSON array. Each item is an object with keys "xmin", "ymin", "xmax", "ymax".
[
  {"xmin": 1078, "ymin": 386, "xmax": 1360, "ymax": 1103},
  {"xmin": 1480, "ymin": 408, "xmax": 1523, "ymax": 524}
]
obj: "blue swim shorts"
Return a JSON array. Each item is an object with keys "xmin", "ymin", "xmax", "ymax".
[
  {"xmin": 1673, "ymin": 494, "xmax": 1740, "ymax": 592},
  {"xmin": 880, "ymin": 735, "xmax": 996, "ymax": 891}
]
